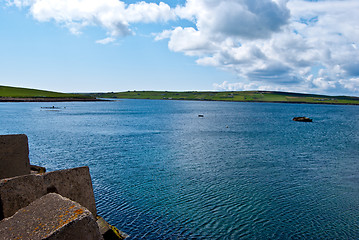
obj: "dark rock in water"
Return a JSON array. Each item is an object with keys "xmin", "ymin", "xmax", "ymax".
[
  {"xmin": 30, "ymin": 165, "xmax": 46, "ymax": 174},
  {"xmin": 293, "ymin": 117, "xmax": 312, "ymax": 122},
  {"xmin": 97, "ymin": 216, "xmax": 129, "ymax": 239}
]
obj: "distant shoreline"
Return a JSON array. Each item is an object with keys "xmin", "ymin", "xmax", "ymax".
[
  {"xmin": 89, "ymin": 90, "xmax": 359, "ymax": 105},
  {"xmin": 2, "ymin": 85, "xmax": 359, "ymax": 105},
  {"xmin": 1, "ymin": 97, "xmax": 359, "ymax": 105},
  {"xmin": 112, "ymin": 97, "xmax": 359, "ymax": 106},
  {"xmin": 0, "ymin": 97, "xmax": 105, "ymax": 102}
]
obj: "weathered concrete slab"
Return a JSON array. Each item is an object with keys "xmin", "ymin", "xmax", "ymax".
[
  {"xmin": 43, "ymin": 166, "xmax": 97, "ymax": 217},
  {"xmin": 0, "ymin": 174, "xmax": 45, "ymax": 220},
  {"xmin": 0, "ymin": 166, "xmax": 97, "ymax": 220},
  {"xmin": 0, "ymin": 134, "xmax": 30, "ymax": 179},
  {"xmin": 0, "ymin": 193, "xmax": 103, "ymax": 240}
]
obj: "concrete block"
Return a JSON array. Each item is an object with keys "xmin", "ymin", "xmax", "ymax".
[
  {"xmin": 0, "ymin": 174, "xmax": 45, "ymax": 220},
  {"xmin": 0, "ymin": 166, "xmax": 97, "ymax": 220},
  {"xmin": 0, "ymin": 134, "xmax": 30, "ymax": 179},
  {"xmin": 43, "ymin": 166, "xmax": 97, "ymax": 217},
  {"xmin": 0, "ymin": 193, "xmax": 103, "ymax": 240}
]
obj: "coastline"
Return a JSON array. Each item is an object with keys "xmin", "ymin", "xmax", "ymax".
[
  {"xmin": 0, "ymin": 97, "xmax": 105, "ymax": 102},
  {"xmin": 90, "ymin": 90, "xmax": 359, "ymax": 105},
  {"xmin": 111, "ymin": 97, "xmax": 359, "ymax": 106},
  {"xmin": 1, "ymin": 97, "xmax": 358, "ymax": 105}
]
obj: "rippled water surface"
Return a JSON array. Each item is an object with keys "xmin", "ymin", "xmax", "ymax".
[{"xmin": 1, "ymin": 100, "xmax": 359, "ymax": 239}]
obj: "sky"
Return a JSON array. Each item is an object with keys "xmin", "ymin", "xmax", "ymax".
[{"xmin": 1, "ymin": 0, "xmax": 359, "ymax": 95}]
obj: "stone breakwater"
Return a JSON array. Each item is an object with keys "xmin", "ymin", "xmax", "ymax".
[{"xmin": 0, "ymin": 134, "xmax": 128, "ymax": 240}]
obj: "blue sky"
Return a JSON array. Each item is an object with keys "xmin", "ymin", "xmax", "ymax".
[{"xmin": 1, "ymin": 0, "xmax": 359, "ymax": 95}]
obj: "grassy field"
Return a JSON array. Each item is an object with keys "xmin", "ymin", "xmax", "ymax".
[
  {"xmin": 2, "ymin": 85, "xmax": 359, "ymax": 105},
  {"xmin": 91, "ymin": 90, "xmax": 359, "ymax": 105},
  {"xmin": 0, "ymin": 85, "xmax": 93, "ymax": 99}
]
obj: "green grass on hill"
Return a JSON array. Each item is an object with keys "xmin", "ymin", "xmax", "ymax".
[
  {"xmin": 91, "ymin": 90, "xmax": 359, "ymax": 105},
  {"xmin": 0, "ymin": 85, "xmax": 92, "ymax": 99},
  {"xmin": 2, "ymin": 85, "xmax": 358, "ymax": 105}
]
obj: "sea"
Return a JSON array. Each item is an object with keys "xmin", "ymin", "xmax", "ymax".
[{"xmin": 1, "ymin": 99, "xmax": 358, "ymax": 239}]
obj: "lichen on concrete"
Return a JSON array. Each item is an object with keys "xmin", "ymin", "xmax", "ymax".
[
  {"xmin": 0, "ymin": 166, "xmax": 97, "ymax": 220},
  {"xmin": 0, "ymin": 193, "xmax": 103, "ymax": 240}
]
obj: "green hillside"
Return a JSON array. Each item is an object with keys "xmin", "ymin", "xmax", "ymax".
[
  {"xmin": 2, "ymin": 85, "xmax": 358, "ymax": 105},
  {"xmin": 0, "ymin": 85, "xmax": 93, "ymax": 99},
  {"xmin": 91, "ymin": 90, "xmax": 359, "ymax": 105}
]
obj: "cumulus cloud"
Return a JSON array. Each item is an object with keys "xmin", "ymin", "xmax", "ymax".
[
  {"xmin": 175, "ymin": 0, "xmax": 289, "ymax": 40},
  {"xmin": 7, "ymin": 0, "xmax": 175, "ymax": 39},
  {"xmin": 96, "ymin": 37, "xmax": 116, "ymax": 45},
  {"xmin": 7, "ymin": 0, "xmax": 359, "ymax": 94},
  {"xmin": 159, "ymin": 0, "xmax": 359, "ymax": 95}
]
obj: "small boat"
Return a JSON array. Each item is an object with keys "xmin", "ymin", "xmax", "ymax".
[
  {"xmin": 41, "ymin": 106, "xmax": 60, "ymax": 109},
  {"xmin": 198, "ymin": 114, "xmax": 204, "ymax": 117},
  {"xmin": 293, "ymin": 117, "xmax": 312, "ymax": 122}
]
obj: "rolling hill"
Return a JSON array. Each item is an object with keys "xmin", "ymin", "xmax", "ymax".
[
  {"xmin": 90, "ymin": 90, "xmax": 359, "ymax": 105},
  {"xmin": 2, "ymin": 85, "xmax": 359, "ymax": 104},
  {"xmin": 0, "ymin": 85, "xmax": 97, "ymax": 102}
]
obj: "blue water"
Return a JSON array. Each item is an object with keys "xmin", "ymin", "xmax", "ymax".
[{"xmin": 1, "ymin": 100, "xmax": 359, "ymax": 239}]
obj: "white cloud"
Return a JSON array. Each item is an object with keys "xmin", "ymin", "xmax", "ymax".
[
  {"xmin": 157, "ymin": 27, "xmax": 216, "ymax": 56},
  {"xmin": 213, "ymin": 81, "xmax": 260, "ymax": 91},
  {"xmin": 7, "ymin": 0, "xmax": 359, "ymax": 95},
  {"xmin": 96, "ymin": 37, "xmax": 116, "ymax": 45},
  {"xmin": 158, "ymin": 0, "xmax": 359, "ymax": 95},
  {"xmin": 8, "ymin": 0, "xmax": 175, "ymax": 37},
  {"xmin": 339, "ymin": 77, "xmax": 359, "ymax": 93},
  {"xmin": 125, "ymin": 2, "xmax": 174, "ymax": 23}
]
